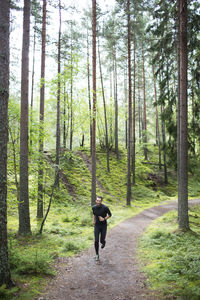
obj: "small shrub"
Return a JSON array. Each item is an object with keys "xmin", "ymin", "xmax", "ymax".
[
  {"xmin": 62, "ymin": 241, "xmax": 80, "ymax": 252},
  {"xmin": 0, "ymin": 284, "xmax": 18, "ymax": 299},
  {"xmin": 9, "ymin": 247, "xmax": 54, "ymax": 276}
]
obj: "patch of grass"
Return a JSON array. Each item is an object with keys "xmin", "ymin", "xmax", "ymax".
[
  {"xmin": 138, "ymin": 205, "xmax": 200, "ymax": 299},
  {"xmin": 6, "ymin": 146, "xmax": 200, "ymax": 299},
  {"xmin": 62, "ymin": 241, "xmax": 80, "ymax": 252},
  {"xmin": 0, "ymin": 285, "xmax": 19, "ymax": 300}
]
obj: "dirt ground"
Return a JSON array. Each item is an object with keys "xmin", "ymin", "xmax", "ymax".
[{"xmin": 38, "ymin": 199, "xmax": 200, "ymax": 300}]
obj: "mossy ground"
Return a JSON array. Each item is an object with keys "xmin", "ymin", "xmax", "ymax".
[
  {"xmin": 139, "ymin": 205, "xmax": 200, "ymax": 299},
  {"xmin": 5, "ymin": 145, "xmax": 200, "ymax": 299}
]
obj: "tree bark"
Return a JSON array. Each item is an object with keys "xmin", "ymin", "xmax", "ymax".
[
  {"xmin": 55, "ymin": 0, "xmax": 61, "ymax": 186},
  {"xmin": 178, "ymin": 0, "xmax": 189, "ymax": 230},
  {"xmin": 63, "ymin": 80, "xmax": 66, "ymax": 148},
  {"xmin": 19, "ymin": 0, "xmax": 31, "ymax": 235},
  {"xmin": 37, "ymin": 0, "xmax": 47, "ymax": 219},
  {"xmin": 70, "ymin": 26, "xmax": 73, "ymax": 151},
  {"xmin": 98, "ymin": 37, "xmax": 110, "ymax": 172},
  {"xmin": 132, "ymin": 38, "xmax": 136, "ymax": 185},
  {"xmin": 138, "ymin": 77, "xmax": 142, "ymax": 143},
  {"xmin": 152, "ymin": 63, "xmax": 161, "ymax": 169},
  {"xmin": 161, "ymin": 105, "xmax": 168, "ymax": 184},
  {"xmin": 142, "ymin": 46, "xmax": 147, "ymax": 160},
  {"xmin": 126, "ymin": 0, "xmax": 132, "ymax": 205},
  {"xmin": 124, "ymin": 71, "xmax": 128, "ymax": 149},
  {"xmin": 114, "ymin": 49, "xmax": 119, "ymax": 159},
  {"xmin": 87, "ymin": 26, "xmax": 92, "ymax": 156},
  {"xmin": 110, "ymin": 70, "xmax": 113, "ymax": 147},
  {"xmin": 30, "ymin": 22, "xmax": 36, "ymax": 151},
  {"xmin": 0, "ymin": 0, "xmax": 12, "ymax": 286},
  {"xmin": 91, "ymin": 0, "xmax": 96, "ymax": 206}
]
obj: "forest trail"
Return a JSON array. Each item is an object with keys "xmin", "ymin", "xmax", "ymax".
[{"xmin": 39, "ymin": 199, "xmax": 200, "ymax": 300}]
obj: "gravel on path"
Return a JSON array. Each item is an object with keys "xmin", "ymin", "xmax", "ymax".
[{"xmin": 39, "ymin": 199, "xmax": 200, "ymax": 300}]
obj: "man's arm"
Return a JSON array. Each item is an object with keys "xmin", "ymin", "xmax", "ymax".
[
  {"xmin": 99, "ymin": 207, "xmax": 112, "ymax": 221},
  {"xmin": 93, "ymin": 215, "xmax": 95, "ymax": 225}
]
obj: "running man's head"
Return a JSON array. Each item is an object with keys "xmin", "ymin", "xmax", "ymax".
[{"xmin": 96, "ymin": 196, "xmax": 103, "ymax": 206}]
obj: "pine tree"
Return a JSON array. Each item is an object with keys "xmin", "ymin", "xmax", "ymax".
[
  {"xmin": 0, "ymin": 0, "xmax": 12, "ymax": 286},
  {"xmin": 19, "ymin": 0, "xmax": 31, "ymax": 235},
  {"xmin": 126, "ymin": 0, "xmax": 132, "ymax": 205},
  {"xmin": 91, "ymin": 0, "xmax": 97, "ymax": 206},
  {"xmin": 178, "ymin": 0, "xmax": 189, "ymax": 230},
  {"xmin": 37, "ymin": 0, "xmax": 47, "ymax": 218}
]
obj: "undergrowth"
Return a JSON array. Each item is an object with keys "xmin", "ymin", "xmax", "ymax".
[
  {"xmin": 139, "ymin": 205, "xmax": 200, "ymax": 299},
  {"xmin": 5, "ymin": 145, "xmax": 200, "ymax": 299}
]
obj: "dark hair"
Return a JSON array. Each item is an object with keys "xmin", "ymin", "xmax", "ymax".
[{"xmin": 96, "ymin": 195, "xmax": 103, "ymax": 201}]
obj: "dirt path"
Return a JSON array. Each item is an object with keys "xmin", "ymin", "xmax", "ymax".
[{"xmin": 39, "ymin": 199, "xmax": 200, "ymax": 300}]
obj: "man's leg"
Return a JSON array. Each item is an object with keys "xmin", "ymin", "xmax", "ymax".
[
  {"xmin": 94, "ymin": 225, "xmax": 100, "ymax": 255},
  {"xmin": 100, "ymin": 224, "xmax": 107, "ymax": 248}
]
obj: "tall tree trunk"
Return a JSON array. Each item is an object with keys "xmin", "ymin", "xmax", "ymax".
[
  {"xmin": 126, "ymin": 0, "xmax": 132, "ymax": 205},
  {"xmin": 30, "ymin": 23, "xmax": 36, "ymax": 152},
  {"xmin": 138, "ymin": 77, "xmax": 142, "ymax": 143},
  {"xmin": 91, "ymin": 0, "xmax": 96, "ymax": 206},
  {"xmin": 98, "ymin": 37, "xmax": 110, "ymax": 172},
  {"xmin": 152, "ymin": 63, "xmax": 161, "ymax": 169},
  {"xmin": 142, "ymin": 46, "xmax": 147, "ymax": 160},
  {"xmin": 124, "ymin": 71, "xmax": 128, "ymax": 149},
  {"xmin": 56, "ymin": 0, "xmax": 61, "ymax": 186},
  {"xmin": 87, "ymin": 26, "xmax": 92, "ymax": 156},
  {"xmin": 63, "ymin": 81, "xmax": 66, "ymax": 148},
  {"xmin": 191, "ymin": 78, "xmax": 195, "ymax": 155},
  {"xmin": 9, "ymin": 130, "xmax": 20, "ymax": 203},
  {"xmin": 161, "ymin": 105, "xmax": 168, "ymax": 184},
  {"xmin": 70, "ymin": 39, "xmax": 73, "ymax": 151},
  {"xmin": 0, "ymin": 0, "xmax": 12, "ymax": 286},
  {"xmin": 178, "ymin": 0, "xmax": 189, "ymax": 230},
  {"xmin": 37, "ymin": 0, "xmax": 47, "ymax": 219},
  {"xmin": 114, "ymin": 49, "xmax": 119, "ymax": 159},
  {"xmin": 110, "ymin": 70, "xmax": 113, "ymax": 147},
  {"xmin": 132, "ymin": 38, "xmax": 136, "ymax": 185},
  {"xmin": 19, "ymin": 0, "xmax": 31, "ymax": 235}
]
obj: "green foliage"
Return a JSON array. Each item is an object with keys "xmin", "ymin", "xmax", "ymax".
[
  {"xmin": 0, "ymin": 284, "xmax": 18, "ymax": 299},
  {"xmin": 10, "ymin": 246, "xmax": 54, "ymax": 276},
  {"xmin": 6, "ymin": 146, "xmax": 200, "ymax": 299},
  {"xmin": 62, "ymin": 241, "xmax": 80, "ymax": 252},
  {"xmin": 139, "ymin": 205, "xmax": 200, "ymax": 298}
]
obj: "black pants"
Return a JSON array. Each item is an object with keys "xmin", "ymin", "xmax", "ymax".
[{"xmin": 94, "ymin": 223, "xmax": 107, "ymax": 255}]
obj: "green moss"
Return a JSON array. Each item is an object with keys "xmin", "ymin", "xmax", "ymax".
[
  {"xmin": 6, "ymin": 146, "xmax": 200, "ymax": 299},
  {"xmin": 139, "ymin": 205, "xmax": 200, "ymax": 298}
]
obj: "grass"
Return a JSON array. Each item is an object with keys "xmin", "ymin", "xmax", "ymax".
[
  {"xmin": 5, "ymin": 145, "xmax": 200, "ymax": 299},
  {"xmin": 138, "ymin": 205, "xmax": 200, "ymax": 299}
]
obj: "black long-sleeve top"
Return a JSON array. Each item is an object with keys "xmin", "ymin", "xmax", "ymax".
[{"xmin": 92, "ymin": 204, "xmax": 112, "ymax": 225}]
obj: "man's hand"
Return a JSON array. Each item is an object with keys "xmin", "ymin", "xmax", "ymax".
[{"xmin": 99, "ymin": 216, "xmax": 105, "ymax": 222}]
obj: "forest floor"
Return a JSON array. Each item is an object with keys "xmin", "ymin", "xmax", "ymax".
[{"xmin": 37, "ymin": 198, "xmax": 200, "ymax": 300}]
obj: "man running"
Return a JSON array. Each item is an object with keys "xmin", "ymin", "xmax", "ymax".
[{"xmin": 92, "ymin": 196, "xmax": 112, "ymax": 261}]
